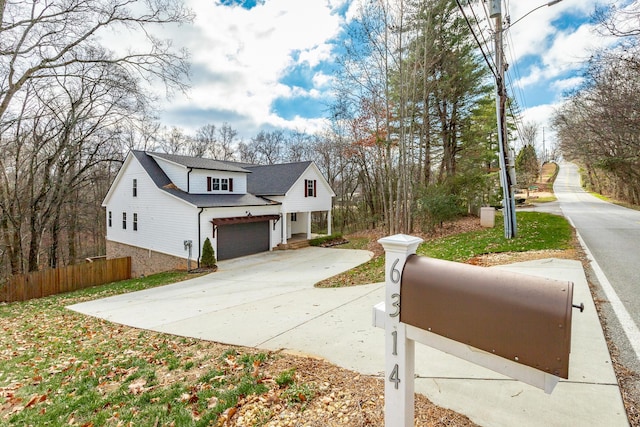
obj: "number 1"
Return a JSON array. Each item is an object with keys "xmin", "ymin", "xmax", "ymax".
[{"xmin": 392, "ymin": 330, "xmax": 398, "ymax": 355}]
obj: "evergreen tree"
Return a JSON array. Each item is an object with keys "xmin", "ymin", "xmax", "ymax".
[
  {"xmin": 201, "ymin": 238, "xmax": 216, "ymax": 268},
  {"xmin": 515, "ymin": 144, "xmax": 539, "ymax": 196}
]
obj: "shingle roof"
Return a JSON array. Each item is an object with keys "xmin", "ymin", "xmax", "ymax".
[
  {"xmin": 162, "ymin": 189, "xmax": 278, "ymax": 208},
  {"xmin": 131, "ymin": 151, "xmax": 277, "ymax": 208},
  {"xmin": 245, "ymin": 161, "xmax": 312, "ymax": 196},
  {"xmin": 148, "ymin": 152, "xmax": 250, "ymax": 173}
]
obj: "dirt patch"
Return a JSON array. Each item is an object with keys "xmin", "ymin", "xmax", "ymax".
[{"xmin": 468, "ymin": 248, "xmax": 580, "ymax": 266}]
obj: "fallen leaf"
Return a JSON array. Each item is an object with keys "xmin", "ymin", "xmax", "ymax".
[
  {"xmin": 251, "ymin": 360, "xmax": 260, "ymax": 378},
  {"xmin": 207, "ymin": 396, "xmax": 219, "ymax": 409},
  {"xmin": 127, "ymin": 378, "xmax": 146, "ymax": 395}
]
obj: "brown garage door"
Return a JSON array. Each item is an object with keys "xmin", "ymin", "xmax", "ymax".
[{"xmin": 217, "ymin": 221, "xmax": 270, "ymax": 260}]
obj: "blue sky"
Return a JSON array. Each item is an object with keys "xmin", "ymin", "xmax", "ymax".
[{"xmin": 157, "ymin": 0, "xmax": 626, "ymax": 152}]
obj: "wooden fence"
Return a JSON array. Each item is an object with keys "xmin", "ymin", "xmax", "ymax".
[{"xmin": 0, "ymin": 257, "xmax": 131, "ymax": 303}]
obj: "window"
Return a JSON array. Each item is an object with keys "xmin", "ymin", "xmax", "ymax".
[
  {"xmin": 207, "ymin": 177, "xmax": 234, "ymax": 192},
  {"xmin": 122, "ymin": 212, "xmax": 127, "ymax": 229},
  {"xmin": 133, "ymin": 213, "xmax": 138, "ymax": 231},
  {"xmin": 291, "ymin": 213, "xmax": 297, "ymax": 221},
  {"xmin": 108, "ymin": 211, "xmax": 112, "ymax": 227},
  {"xmin": 305, "ymin": 179, "xmax": 317, "ymax": 197},
  {"xmin": 132, "ymin": 179, "xmax": 137, "ymax": 197}
]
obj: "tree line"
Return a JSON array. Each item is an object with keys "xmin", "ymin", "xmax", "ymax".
[
  {"xmin": 2, "ymin": 0, "xmax": 509, "ymax": 278},
  {"xmin": 553, "ymin": 4, "xmax": 640, "ymax": 205}
]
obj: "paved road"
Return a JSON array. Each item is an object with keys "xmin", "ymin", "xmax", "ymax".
[{"xmin": 554, "ymin": 162, "xmax": 640, "ymax": 363}]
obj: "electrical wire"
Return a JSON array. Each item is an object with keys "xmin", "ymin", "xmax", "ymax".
[
  {"xmin": 468, "ymin": 0, "xmax": 498, "ymax": 73},
  {"xmin": 454, "ymin": 0, "xmax": 498, "ymax": 79}
]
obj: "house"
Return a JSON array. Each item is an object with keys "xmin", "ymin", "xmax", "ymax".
[{"xmin": 102, "ymin": 151, "xmax": 335, "ymax": 276}]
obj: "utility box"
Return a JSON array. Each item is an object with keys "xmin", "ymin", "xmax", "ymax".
[
  {"xmin": 480, "ymin": 207, "xmax": 496, "ymax": 228},
  {"xmin": 400, "ymin": 255, "xmax": 574, "ymax": 379}
]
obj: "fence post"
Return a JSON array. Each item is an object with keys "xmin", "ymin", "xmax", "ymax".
[{"xmin": 377, "ymin": 234, "xmax": 424, "ymax": 427}]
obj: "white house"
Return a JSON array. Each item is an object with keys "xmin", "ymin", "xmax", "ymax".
[{"xmin": 102, "ymin": 151, "xmax": 335, "ymax": 276}]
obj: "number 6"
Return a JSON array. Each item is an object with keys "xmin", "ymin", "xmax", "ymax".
[{"xmin": 390, "ymin": 258, "xmax": 401, "ymax": 283}]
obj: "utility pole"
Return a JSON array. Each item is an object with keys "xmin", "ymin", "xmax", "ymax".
[{"xmin": 490, "ymin": 0, "xmax": 517, "ymax": 238}]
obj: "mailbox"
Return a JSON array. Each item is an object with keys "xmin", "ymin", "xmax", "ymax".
[{"xmin": 400, "ymin": 255, "xmax": 574, "ymax": 379}]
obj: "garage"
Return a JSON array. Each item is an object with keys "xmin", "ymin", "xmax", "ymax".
[{"xmin": 213, "ymin": 215, "xmax": 278, "ymax": 260}]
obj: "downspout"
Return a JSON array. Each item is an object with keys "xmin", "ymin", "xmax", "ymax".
[
  {"xmin": 187, "ymin": 167, "xmax": 193, "ymax": 192},
  {"xmin": 197, "ymin": 207, "xmax": 204, "ymax": 268}
]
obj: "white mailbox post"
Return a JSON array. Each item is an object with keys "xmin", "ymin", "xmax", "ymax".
[
  {"xmin": 373, "ymin": 234, "xmax": 577, "ymax": 426},
  {"xmin": 376, "ymin": 234, "xmax": 423, "ymax": 427}
]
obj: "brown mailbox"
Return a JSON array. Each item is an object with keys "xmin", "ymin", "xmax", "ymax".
[{"xmin": 400, "ymin": 255, "xmax": 574, "ymax": 379}]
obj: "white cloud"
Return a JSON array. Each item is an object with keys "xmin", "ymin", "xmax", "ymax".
[
  {"xmin": 160, "ymin": 0, "xmax": 345, "ymax": 135},
  {"xmin": 551, "ymin": 76, "xmax": 584, "ymax": 92},
  {"xmin": 505, "ymin": 0, "xmax": 621, "ymax": 149},
  {"xmin": 312, "ymin": 71, "xmax": 333, "ymax": 88}
]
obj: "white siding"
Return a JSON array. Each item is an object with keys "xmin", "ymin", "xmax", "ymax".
[
  {"xmin": 279, "ymin": 165, "xmax": 333, "ymax": 213},
  {"xmin": 153, "ymin": 157, "xmax": 188, "ymax": 191},
  {"xmin": 189, "ymin": 169, "xmax": 248, "ymax": 194},
  {"xmin": 105, "ymin": 156, "xmax": 198, "ymax": 259}
]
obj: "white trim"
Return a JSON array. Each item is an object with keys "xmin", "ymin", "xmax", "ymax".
[
  {"xmin": 102, "ymin": 152, "xmax": 135, "ymax": 207},
  {"xmin": 285, "ymin": 162, "xmax": 336, "ymax": 198}
]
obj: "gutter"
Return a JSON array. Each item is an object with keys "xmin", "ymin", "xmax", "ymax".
[
  {"xmin": 197, "ymin": 207, "xmax": 204, "ymax": 268},
  {"xmin": 187, "ymin": 167, "xmax": 193, "ymax": 192}
]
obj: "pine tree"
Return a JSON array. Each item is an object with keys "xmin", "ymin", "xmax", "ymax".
[{"xmin": 201, "ymin": 238, "xmax": 216, "ymax": 268}]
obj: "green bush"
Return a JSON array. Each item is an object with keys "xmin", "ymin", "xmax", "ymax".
[
  {"xmin": 309, "ymin": 233, "xmax": 343, "ymax": 246},
  {"xmin": 201, "ymin": 237, "xmax": 216, "ymax": 268},
  {"xmin": 418, "ymin": 185, "xmax": 465, "ymax": 231}
]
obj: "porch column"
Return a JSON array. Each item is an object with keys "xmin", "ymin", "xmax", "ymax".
[
  {"xmin": 281, "ymin": 212, "xmax": 288, "ymax": 244},
  {"xmin": 327, "ymin": 210, "xmax": 332, "ymax": 236},
  {"xmin": 306, "ymin": 211, "xmax": 312, "ymax": 239}
]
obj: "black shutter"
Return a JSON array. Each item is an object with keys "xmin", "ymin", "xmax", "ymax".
[
  {"xmin": 229, "ymin": 178, "xmax": 234, "ymax": 192},
  {"xmin": 304, "ymin": 180, "xmax": 308, "ymax": 197},
  {"xmin": 313, "ymin": 180, "xmax": 317, "ymax": 197},
  {"xmin": 207, "ymin": 177, "xmax": 212, "ymax": 192}
]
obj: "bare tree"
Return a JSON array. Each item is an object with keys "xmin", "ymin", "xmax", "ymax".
[
  {"xmin": 0, "ymin": 0, "xmax": 192, "ymax": 275},
  {"xmin": 217, "ymin": 122, "xmax": 238, "ymax": 161},
  {"xmin": 518, "ymin": 121, "xmax": 538, "ymax": 150},
  {"xmin": 159, "ymin": 126, "xmax": 189, "ymax": 155}
]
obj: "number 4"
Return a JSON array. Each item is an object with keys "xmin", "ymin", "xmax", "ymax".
[{"xmin": 389, "ymin": 364, "xmax": 401, "ymax": 389}]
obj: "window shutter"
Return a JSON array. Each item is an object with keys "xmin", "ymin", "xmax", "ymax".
[
  {"xmin": 304, "ymin": 180, "xmax": 308, "ymax": 197},
  {"xmin": 229, "ymin": 178, "xmax": 233, "ymax": 192},
  {"xmin": 313, "ymin": 180, "xmax": 317, "ymax": 197},
  {"xmin": 207, "ymin": 177, "xmax": 212, "ymax": 192}
]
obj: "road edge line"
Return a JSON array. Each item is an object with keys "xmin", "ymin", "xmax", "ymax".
[{"xmin": 567, "ymin": 216, "xmax": 640, "ymax": 362}]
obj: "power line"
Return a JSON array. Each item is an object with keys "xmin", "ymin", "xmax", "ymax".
[{"xmin": 454, "ymin": 0, "xmax": 498, "ymax": 80}]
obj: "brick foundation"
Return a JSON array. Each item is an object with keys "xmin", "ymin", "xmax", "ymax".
[{"xmin": 106, "ymin": 240, "xmax": 190, "ymax": 277}]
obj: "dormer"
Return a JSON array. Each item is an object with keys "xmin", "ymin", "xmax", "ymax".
[{"xmin": 147, "ymin": 152, "xmax": 250, "ymax": 194}]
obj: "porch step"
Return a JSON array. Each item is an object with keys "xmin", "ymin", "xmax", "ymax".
[{"xmin": 275, "ymin": 240, "xmax": 310, "ymax": 250}]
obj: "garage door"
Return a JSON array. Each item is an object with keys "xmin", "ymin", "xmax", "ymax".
[{"xmin": 217, "ymin": 221, "xmax": 270, "ymax": 260}]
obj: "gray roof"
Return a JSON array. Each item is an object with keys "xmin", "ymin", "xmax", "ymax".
[
  {"xmin": 131, "ymin": 151, "xmax": 277, "ymax": 208},
  {"xmin": 148, "ymin": 152, "xmax": 250, "ymax": 173},
  {"xmin": 162, "ymin": 189, "xmax": 278, "ymax": 208},
  {"xmin": 245, "ymin": 161, "xmax": 313, "ymax": 196}
]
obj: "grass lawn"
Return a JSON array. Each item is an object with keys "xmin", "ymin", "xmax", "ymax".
[
  {"xmin": 0, "ymin": 273, "xmax": 316, "ymax": 426},
  {"xmin": 317, "ymin": 211, "xmax": 573, "ymax": 288}
]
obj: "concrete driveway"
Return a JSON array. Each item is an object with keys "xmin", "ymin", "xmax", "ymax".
[
  {"xmin": 68, "ymin": 247, "xmax": 629, "ymax": 426},
  {"xmin": 68, "ymin": 247, "xmax": 377, "ymax": 356}
]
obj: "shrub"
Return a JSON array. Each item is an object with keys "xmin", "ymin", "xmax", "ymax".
[
  {"xmin": 201, "ymin": 237, "xmax": 216, "ymax": 268},
  {"xmin": 309, "ymin": 233, "xmax": 344, "ymax": 246}
]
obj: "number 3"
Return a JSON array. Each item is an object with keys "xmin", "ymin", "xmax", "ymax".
[{"xmin": 389, "ymin": 293, "xmax": 400, "ymax": 317}]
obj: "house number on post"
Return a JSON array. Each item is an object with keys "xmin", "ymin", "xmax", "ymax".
[
  {"xmin": 390, "ymin": 258, "xmax": 401, "ymax": 283},
  {"xmin": 389, "ymin": 258, "xmax": 401, "ymax": 390},
  {"xmin": 377, "ymin": 234, "xmax": 423, "ymax": 427}
]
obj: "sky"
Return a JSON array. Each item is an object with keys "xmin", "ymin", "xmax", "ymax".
[{"xmin": 154, "ymin": 0, "xmax": 628, "ymax": 153}]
